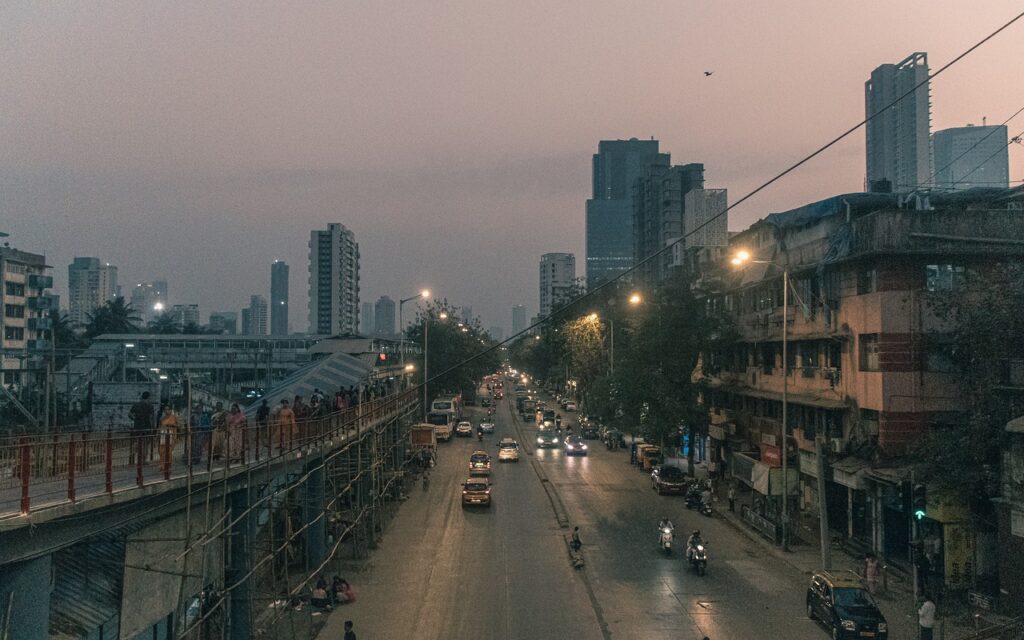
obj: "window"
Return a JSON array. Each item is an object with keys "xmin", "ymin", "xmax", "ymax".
[
  {"xmin": 4, "ymin": 282, "xmax": 25, "ymax": 297},
  {"xmin": 4, "ymin": 304, "xmax": 24, "ymax": 319},
  {"xmin": 925, "ymin": 264, "xmax": 965, "ymax": 292},
  {"xmin": 857, "ymin": 267, "xmax": 877, "ymax": 295},
  {"xmin": 859, "ymin": 334, "xmax": 880, "ymax": 371},
  {"xmin": 4, "ymin": 327, "xmax": 24, "ymax": 341}
]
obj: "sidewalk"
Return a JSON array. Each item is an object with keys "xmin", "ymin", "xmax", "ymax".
[{"xmin": 677, "ymin": 457, "xmax": 1004, "ymax": 640}]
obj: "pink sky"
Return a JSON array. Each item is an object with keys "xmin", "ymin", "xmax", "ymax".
[{"xmin": 2, "ymin": 1, "xmax": 1022, "ymax": 332}]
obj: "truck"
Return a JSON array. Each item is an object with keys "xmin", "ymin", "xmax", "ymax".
[
  {"xmin": 408, "ymin": 423, "xmax": 437, "ymax": 463},
  {"xmin": 426, "ymin": 412, "xmax": 453, "ymax": 441}
]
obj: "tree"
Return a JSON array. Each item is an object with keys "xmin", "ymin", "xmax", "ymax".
[
  {"xmin": 85, "ymin": 297, "xmax": 141, "ymax": 338},
  {"xmin": 919, "ymin": 263, "xmax": 1024, "ymax": 505},
  {"xmin": 148, "ymin": 313, "xmax": 181, "ymax": 334},
  {"xmin": 405, "ymin": 300, "xmax": 501, "ymax": 408}
]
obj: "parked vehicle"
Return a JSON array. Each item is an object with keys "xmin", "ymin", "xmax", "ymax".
[
  {"xmin": 426, "ymin": 413, "xmax": 453, "ymax": 441},
  {"xmin": 651, "ymin": 465, "xmax": 688, "ymax": 495},
  {"xmin": 637, "ymin": 445, "xmax": 663, "ymax": 471},
  {"xmin": 806, "ymin": 571, "xmax": 887, "ymax": 639}
]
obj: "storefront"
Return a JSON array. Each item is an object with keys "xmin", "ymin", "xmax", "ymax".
[{"xmin": 733, "ymin": 451, "xmax": 799, "ymax": 528}]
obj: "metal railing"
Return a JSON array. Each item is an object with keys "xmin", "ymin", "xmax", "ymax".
[{"xmin": 0, "ymin": 390, "xmax": 419, "ymax": 516}]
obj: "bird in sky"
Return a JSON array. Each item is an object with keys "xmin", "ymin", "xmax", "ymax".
[{"xmin": 704, "ymin": 71, "xmax": 713, "ymax": 77}]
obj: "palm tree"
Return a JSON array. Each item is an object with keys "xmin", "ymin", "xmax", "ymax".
[
  {"xmin": 181, "ymin": 321, "xmax": 209, "ymax": 335},
  {"xmin": 148, "ymin": 313, "xmax": 181, "ymax": 335},
  {"xmin": 85, "ymin": 297, "xmax": 141, "ymax": 338}
]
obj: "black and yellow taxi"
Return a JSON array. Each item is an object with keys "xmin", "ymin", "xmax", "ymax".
[
  {"xmin": 468, "ymin": 450, "xmax": 492, "ymax": 474},
  {"xmin": 806, "ymin": 570, "xmax": 887, "ymax": 639},
  {"xmin": 461, "ymin": 477, "xmax": 492, "ymax": 507}
]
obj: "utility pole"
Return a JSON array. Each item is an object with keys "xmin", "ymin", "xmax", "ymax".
[
  {"xmin": 782, "ymin": 268, "xmax": 790, "ymax": 551},
  {"xmin": 816, "ymin": 433, "xmax": 831, "ymax": 569}
]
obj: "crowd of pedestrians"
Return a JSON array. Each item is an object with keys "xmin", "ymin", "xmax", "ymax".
[{"xmin": 125, "ymin": 380, "xmax": 403, "ymax": 469}]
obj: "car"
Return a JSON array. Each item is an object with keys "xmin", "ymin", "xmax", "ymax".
[
  {"xmin": 479, "ymin": 421, "xmax": 495, "ymax": 434},
  {"xmin": 497, "ymin": 438, "xmax": 520, "ymax": 462},
  {"xmin": 563, "ymin": 435, "xmax": 588, "ymax": 456},
  {"xmin": 461, "ymin": 477, "xmax": 492, "ymax": 507},
  {"xmin": 455, "ymin": 421, "xmax": 474, "ymax": 437},
  {"xmin": 651, "ymin": 465, "xmax": 688, "ymax": 494},
  {"xmin": 494, "ymin": 391, "xmax": 503, "ymax": 400},
  {"xmin": 564, "ymin": 401, "xmax": 577, "ymax": 411},
  {"xmin": 469, "ymin": 450, "xmax": 492, "ymax": 473},
  {"xmin": 581, "ymin": 424, "xmax": 600, "ymax": 439},
  {"xmin": 536, "ymin": 428, "xmax": 560, "ymax": 448},
  {"xmin": 806, "ymin": 571, "xmax": 887, "ymax": 639}
]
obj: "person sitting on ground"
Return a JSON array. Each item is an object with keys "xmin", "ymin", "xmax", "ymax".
[
  {"xmin": 333, "ymin": 577, "xmax": 355, "ymax": 603},
  {"xmin": 310, "ymin": 585, "xmax": 331, "ymax": 610}
]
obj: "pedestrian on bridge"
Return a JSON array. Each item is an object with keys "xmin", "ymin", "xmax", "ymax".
[
  {"xmin": 227, "ymin": 404, "xmax": 247, "ymax": 462},
  {"xmin": 275, "ymin": 399, "xmax": 297, "ymax": 452}
]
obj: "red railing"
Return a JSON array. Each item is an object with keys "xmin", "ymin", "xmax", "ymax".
[{"xmin": 0, "ymin": 391, "xmax": 419, "ymax": 516}]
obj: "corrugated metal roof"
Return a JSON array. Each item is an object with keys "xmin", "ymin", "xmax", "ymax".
[
  {"xmin": 244, "ymin": 351, "xmax": 371, "ymax": 414},
  {"xmin": 49, "ymin": 523, "xmax": 146, "ymax": 639}
]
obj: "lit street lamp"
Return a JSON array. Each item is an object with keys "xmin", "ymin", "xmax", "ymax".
[{"xmin": 399, "ymin": 289, "xmax": 431, "ymax": 379}]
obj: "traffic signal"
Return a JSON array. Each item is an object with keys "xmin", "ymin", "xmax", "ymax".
[{"xmin": 912, "ymin": 484, "xmax": 927, "ymax": 521}]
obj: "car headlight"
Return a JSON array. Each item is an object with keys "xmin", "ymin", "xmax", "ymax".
[
  {"xmin": 841, "ymin": 620, "xmax": 856, "ymax": 631},
  {"xmin": 567, "ymin": 444, "xmax": 574, "ymax": 449},
  {"xmin": 581, "ymin": 444, "xmax": 587, "ymax": 449},
  {"xmin": 877, "ymin": 622, "xmax": 887, "ymax": 633},
  {"xmin": 537, "ymin": 437, "xmax": 543, "ymax": 443}
]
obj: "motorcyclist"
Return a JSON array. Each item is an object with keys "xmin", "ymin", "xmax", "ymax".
[
  {"xmin": 658, "ymin": 517, "xmax": 675, "ymax": 533},
  {"xmin": 686, "ymin": 529, "xmax": 704, "ymax": 560},
  {"xmin": 701, "ymin": 486, "xmax": 713, "ymax": 507},
  {"xmin": 476, "ymin": 425, "xmax": 483, "ymax": 441}
]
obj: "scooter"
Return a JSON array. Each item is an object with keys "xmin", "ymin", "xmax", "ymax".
[
  {"xmin": 659, "ymin": 527, "xmax": 673, "ymax": 555},
  {"xmin": 477, "ymin": 431, "xmax": 484, "ymax": 442},
  {"xmin": 699, "ymin": 502, "xmax": 713, "ymax": 517},
  {"xmin": 688, "ymin": 542, "xmax": 708, "ymax": 576}
]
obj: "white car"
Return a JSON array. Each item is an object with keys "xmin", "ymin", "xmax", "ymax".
[
  {"xmin": 564, "ymin": 401, "xmax": 577, "ymax": 412},
  {"xmin": 497, "ymin": 438, "xmax": 520, "ymax": 462},
  {"xmin": 455, "ymin": 421, "xmax": 474, "ymax": 437},
  {"xmin": 480, "ymin": 421, "xmax": 495, "ymax": 434}
]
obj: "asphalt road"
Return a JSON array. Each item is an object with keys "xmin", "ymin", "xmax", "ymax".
[{"xmin": 319, "ymin": 394, "xmax": 831, "ymax": 640}]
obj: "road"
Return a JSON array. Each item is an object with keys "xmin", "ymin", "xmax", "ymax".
[{"xmin": 318, "ymin": 393, "xmax": 829, "ymax": 640}]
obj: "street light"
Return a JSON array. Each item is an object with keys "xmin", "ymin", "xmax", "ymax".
[
  {"xmin": 122, "ymin": 343, "xmax": 136, "ymax": 382},
  {"xmin": 399, "ymin": 288, "xmax": 431, "ymax": 377},
  {"xmin": 732, "ymin": 249, "xmax": 795, "ymax": 554},
  {"xmin": 629, "ymin": 293, "xmax": 643, "ymax": 306}
]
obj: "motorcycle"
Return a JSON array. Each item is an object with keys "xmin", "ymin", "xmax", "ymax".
[
  {"xmin": 659, "ymin": 527, "xmax": 673, "ymax": 555},
  {"xmin": 477, "ymin": 431, "xmax": 484, "ymax": 442},
  {"xmin": 688, "ymin": 542, "xmax": 708, "ymax": 576},
  {"xmin": 699, "ymin": 502, "xmax": 713, "ymax": 517},
  {"xmin": 422, "ymin": 473, "xmax": 430, "ymax": 491}
]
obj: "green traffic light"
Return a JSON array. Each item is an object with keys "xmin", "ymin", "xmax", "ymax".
[{"xmin": 914, "ymin": 509, "xmax": 926, "ymax": 521}]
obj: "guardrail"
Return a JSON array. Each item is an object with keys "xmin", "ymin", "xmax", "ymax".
[
  {"xmin": 0, "ymin": 390, "xmax": 419, "ymax": 516},
  {"xmin": 954, "ymin": 618, "xmax": 1024, "ymax": 640}
]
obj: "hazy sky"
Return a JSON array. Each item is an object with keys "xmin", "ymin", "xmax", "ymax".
[{"xmin": 3, "ymin": 1, "xmax": 1022, "ymax": 333}]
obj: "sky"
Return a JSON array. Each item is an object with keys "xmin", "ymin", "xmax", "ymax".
[{"xmin": 2, "ymin": 1, "xmax": 1022, "ymax": 334}]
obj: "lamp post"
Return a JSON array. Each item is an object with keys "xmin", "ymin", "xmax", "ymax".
[
  {"xmin": 732, "ymin": 250, "xmax": 793, "ymax": 552},
  {"xmin": 423, "ymin": 311, "xmax": 448, "ymax": 420},
  {"xmin": 399, "ymin": 289, "xmax": 430, "ymax": 383},
  {"xmin": 122, "ymin": 343, "xmax": 136, "ymax": 382}
]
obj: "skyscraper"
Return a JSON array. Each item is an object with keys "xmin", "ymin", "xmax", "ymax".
[
  {"xmin": 67, "ymin": 257, "xmax": 118, "ymax": 328},
  {"xmin": 270, "ymin": 260, "xmax": 289, "ymax": 335},
  {"xmin": 170, "ymin": 304, "xmax": 200, "ymax": 328},
  {"xmin": 539, "ymin": 253, "xmax": 576, "ymax": 318},
  {"xmin": 933, "ymin": 124, "xmax": 1010, "ymax": 190},
  {"xmin": 865, "ymin": 53, "xmax": 932, "ymax": 193},
  {"xmin": 585, "ymin": 138, "xmax": 662, "ymax": 288},
  {"xmin": 488, "ymin": 326, "xmax": 504, "ymax": 342},
  {"xmin": 374, "ymin": 295, "xmax": 396, "ymax": 336},
  {"xmin": 308, "ymin": 223, "xmax": 360, "ymax": 335},
  {"xmin": 129, "ymin": 280, "xmax": 168, "ymax": 324},
  {"xmin": 361, "ymin": 302, "xmax": 374, "ymax": 335},
  {"xmin": 512, "ymin": 305, "xmax": 527, "ymax": 335},
  {"xmin": 240, "ymin": 308, "xmax": 251, "ymax": 335},
  {"xmin": 248, "ymin": 295, "xmax": 268, "ymax": 335},
  {"xmin": 632, "ymin": 161, "xmax": 705, "ymax": 286}
]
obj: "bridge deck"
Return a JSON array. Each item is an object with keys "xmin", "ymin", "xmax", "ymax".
[{"xmin": 0, "ymin": 392, "xmax": 419, "ymax": 526}]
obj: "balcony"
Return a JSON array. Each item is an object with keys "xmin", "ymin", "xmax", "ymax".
[
  {"xmin": 27, "ymin": 339, "xmax": 51, "ymax": 351},
  {"xmin": 26, "ymin": 297, "xmax": 52, "ymax": 311},
  {"xmin": 27, "ymin": 274, "xmax": 53, "ymax": 290},
  {"xmin": 27, "ymin": 317, "xmax": 52, "ymax": 332}
]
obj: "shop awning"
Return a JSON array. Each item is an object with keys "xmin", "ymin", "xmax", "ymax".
[
  {"xmin": 831, "ymin": 457, "xmax": 870, "ymax": 490},
  {"xmin": 867, "ymin": 466, "xmax": 911, "ymax": 486}
]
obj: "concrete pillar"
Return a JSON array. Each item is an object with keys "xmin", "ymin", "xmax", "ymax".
[
  {"xmin": 304, "ymin": 463, "xmax": 327, "ymax": 570},
  {"xmin": 227, "ymin": 488, "xmax": 254, "ymax": 640},
  {"xmin": 0, "ymin": 555, "xmax": 53, "ymax": 640}
]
